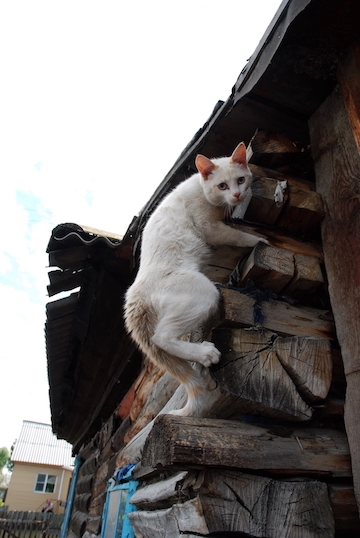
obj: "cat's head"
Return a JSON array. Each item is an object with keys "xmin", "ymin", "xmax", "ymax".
[{"xmin": 195, "ymin": 142, "xmax": 252, "ymax": 209}]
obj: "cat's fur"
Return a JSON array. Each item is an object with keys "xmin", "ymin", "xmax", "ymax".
[{"xmin": 124, "ymin": 142, "xmax": 265, "ymax": 416}]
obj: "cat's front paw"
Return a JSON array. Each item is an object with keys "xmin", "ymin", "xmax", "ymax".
[{"xmin": 196, "ymin": 341, "xmax": 221, "ymax": 368}]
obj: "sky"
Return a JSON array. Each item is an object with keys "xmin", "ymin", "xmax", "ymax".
[{"xmin": 0, "ymin": 0, "xmax": 284, "ymax": 452}]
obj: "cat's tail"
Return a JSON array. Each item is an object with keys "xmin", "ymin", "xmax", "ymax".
[{"xmin": 124, "ymin": 294, "xmax": 208, "ymax": 416}]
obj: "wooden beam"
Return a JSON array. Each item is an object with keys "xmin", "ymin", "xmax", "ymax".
[
  {"xmin": 234, "ymin": 242, "xmax": 324, "ymax": 297},
  {"xmin": 232, "ymin": 165, "xmax": 324, "ymax": 235},
  {"xmin": 218, "ymin": 286, "xmax": 334, "ymax": 339},
  {"xmin": 212, "ymin": 328, "xmax": 332, "ymax": 412},
  {"xmin": 142, "ymin": 415, "xmax": 351, "ymax": 477},
  {"xmin": 131, "ymin": 469, "xmax": 359, "ymax": 536},
  {"xmin": 129, "ymin": 474, "xmax": 334, "ymax": 538},
  {"xmin": 309, "ymin": 40, "xmax": 360, "ymax": 514}
]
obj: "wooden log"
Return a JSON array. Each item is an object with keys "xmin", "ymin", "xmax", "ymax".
[
  {"xmin": 70, "ymin": 511, "xmax": 88, "ymax": 537},
  {"xmin": 76, "ymin": 475, "xmax": 94, "ymax": 495},
  {"xmin": 286, "ymin": 252, "xmax": 325, "ymax": 298},
  {"xmin": 328, "ymin": 485, "xmax": 360, "ymax": 537},
  {"xmin": 203, "ymin": 244, "xmax": 251, "ymax": 284},
  {"xmin": 218, "ymin": 286, "xmax": 334, "ymax": 339},
  {"xmin": 211, "ymin": 328, "xmax": 312, "ymax": 421},
  {"xmin": 129, "ymin": 472, "xmax": 334, "ymax": 538},
  {"xmin": 74, "ymin": 493, "xmax": 92, "ymax": 513},
  {"xmin": 123, "ymin": 370, "xmax": 180, "ymax": 444},
  {"xmin": 230, "ymin": 222, "xmax": 324, "ymax": 260},
  {"xmin": 131, "ymin": 469, "xmax": 359, "ymax": 535},
  {"xmin": 86, "ymin": 516, "xmax": 101, "ymax": 536},
  {"xmin": 212, "ymin": 328, "xmax": 331, "ymax": 408},
  {"xmin": 130, "ymin": 471, "xmax": 189, "ymax": 509},
  {"xmin": 142, "ymin": 415, "xmax": 351, "ymax": 477},
  {"xmin": 309, "ymin": 42, "xmax": 360, "ymax": 514},
  {"xmin": 232, "ymin": 168, "xmax": 324, "ymax": 235},
  {"xmin": 234, "ymin": 242, "xmax": 324, "ymax": 297},
  {"xmin": 80, "ymin": 451, "xmax": 99, "ymax": 476},
  {"xmin": 277, "ymin": 183, "xmax": 325, "ymax": 234},
  {"xmin": 273, "ymin": 334, "xmax": 332, "ymax": 401},
  {"xmin": 238, "ymin": 242, "xmax": 295, "ymax": 293}
]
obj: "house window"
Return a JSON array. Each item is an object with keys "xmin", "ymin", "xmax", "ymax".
[
  {"xmin": 101, "ymin": 465, "xmax": 137, "ymax": 538},
  {"xmin": 34, "ymin": 473, "xmax": 57, "ymax": 493}
]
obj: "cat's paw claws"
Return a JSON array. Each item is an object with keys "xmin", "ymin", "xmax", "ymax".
[{"xmin": 198, "ymin": 341, "xmax": 221, "ymax": 367}]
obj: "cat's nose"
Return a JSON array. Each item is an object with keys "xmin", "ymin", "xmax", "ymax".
[{"xmin": 233, "ymin": 192, "xmax": 241, "ymax": 199}]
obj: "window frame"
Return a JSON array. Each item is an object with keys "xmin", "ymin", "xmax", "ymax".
[
  {"xmin": 34, "ymin": 472, "xmax": 57, "ymax": 494},
  {"xmin": 101, "ymin": 468, "xmax": 137, "ymax": 538}
]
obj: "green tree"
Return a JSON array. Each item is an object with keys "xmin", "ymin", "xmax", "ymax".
[{"xmin": 0, "ymin": 447, "xmax": 9, "ymax": 471}]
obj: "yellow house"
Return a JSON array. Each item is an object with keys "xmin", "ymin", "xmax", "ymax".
[{"xmin": 6, "ymin": 421, "xmax": 73, "ymax": 513}]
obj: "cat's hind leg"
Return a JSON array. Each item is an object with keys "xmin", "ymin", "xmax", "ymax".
[{"xmin": 151, "ymin": 273, "xmax": 221, "ymax": 367}]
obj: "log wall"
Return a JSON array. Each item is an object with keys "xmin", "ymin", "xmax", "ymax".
[
  {"xmin": 66, "ymin": 136, "xmax": 359, "ymax": 537},
  {"xmin": 64, "ymin": 64, "xmax": 360, "ymax": 536}
]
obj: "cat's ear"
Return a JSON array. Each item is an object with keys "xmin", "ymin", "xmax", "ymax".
[
  {"xmin": 195, "ymin": 154, "xmax": 217, "ymax": 179},
  {"xmin": 230, "ymin": 142, "xmax": 247, "ymax": 166}
]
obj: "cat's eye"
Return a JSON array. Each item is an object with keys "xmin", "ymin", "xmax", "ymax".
[
  {"xmin": 237, "ymin": 177, "xmax": 245, "ymax": 185},
  {"xmin": 218, "ymin": 183, "xmax": 228, "ymax": 190}
]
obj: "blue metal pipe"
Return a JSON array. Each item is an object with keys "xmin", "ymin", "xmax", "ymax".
[{"xmin": 60, "ymin": 455, "xmax": 82, "ymax": 538}]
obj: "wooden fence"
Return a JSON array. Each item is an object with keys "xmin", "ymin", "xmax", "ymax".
[{"xmin": 0, "ymin": 510, "xmax": 63, "ymax": 538}]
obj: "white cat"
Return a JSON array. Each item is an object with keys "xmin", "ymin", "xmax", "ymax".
[{"xmin": 124, "ymin": 142, "xmax": 265, "ymax": 416}]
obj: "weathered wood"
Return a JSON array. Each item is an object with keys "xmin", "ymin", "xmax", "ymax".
[
  {"xmin": 231, "ymin": 222, "xmax": 324, "ymax": 260},
  {"xmin": 273, "ymin": 334, "xmax": 332, "ymax": 401},
  {"xmin": 123, "ymin": 370, "xmax": 180, "ymax": 443},
  {"xmin": 235, "ymin": 242, "xmax": 324, "ymax": 297},
  {"xmin": 328, "ymin": 485, "xmax": 360, "ymax": 536},
  {"xmin": 130, "ymin": 470, "xmax": 334, "ymax": 538},
  {"xmin": 218, "ymin": 286, "xmax": 334, "ymax": 339},
  {"xmin": 212, "ymin": 327, "xmax": 311, "ymax": 421},
  {"xmin": 74, "ymin": 493, "xmax": 92, "ymax": 513},
  {"xmin": 131, "ymin": 469, "xmax": 359, "ymax": 535},
  {"xmin": 309, "ymin": 43, "xmax": 360, "ymax": 513},
  {"xmin": 203, "ymin": 244, "xmax": 251, "ymax": 284},
  {"xmin": 277, "ymin": 183, "xmax": 325, "ymax": 234},
  {"xmin": 142, "ymin": 415, "xmax": 351, "ymax": 477},
  {"xmin": 130, "ymin": 471, "xmax": 189, "ymax": 508},
  {"xmin": 70, "ymin": 511, "xmax": 88, "ymax": 537},
  {"xmin": 80, "ymin": 451, "xmax": 99, "ymax": 476},
  {"xmin": 232, "ymin": 167, "xmax": 324, "ymax": 235},
  {"xmin": 212, "ymin": 328, "xmax": 331, "ymax": 411},
  {"xmin": 76, "ymin": 475, "xmax": 94, "ymax": 495},
  {"xmin": 239, "ymin": 242, "xmax": 294, "ymax": 293},
  {"xmin": 286, "ymin": 252, "xmax": 325, "ymax": 298}
]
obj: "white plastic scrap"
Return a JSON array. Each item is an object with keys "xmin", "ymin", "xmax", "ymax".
[{"xmin": 274, "ymin": 180, "xmax": 288, "ymax": 205}]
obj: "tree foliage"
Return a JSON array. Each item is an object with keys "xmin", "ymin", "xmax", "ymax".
[{"xmin": 0, "ymin": 447, "xmax": 9, "ymax": 471}]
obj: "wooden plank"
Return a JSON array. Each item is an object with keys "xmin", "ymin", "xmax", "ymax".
[
  {"xmin": 309, "ymin": 43, "xmax": 360, "ymax": 514},
  {"xmin": 142, "ymin": 415, "xmax": 351, "ymax": 477},
  {"xmin": 129, "ymin": 477, "xmax": 335, "ymax": 538},
  {"xmin": 218, "ymin": 286, "xmax": 334, "ymax": 339}
]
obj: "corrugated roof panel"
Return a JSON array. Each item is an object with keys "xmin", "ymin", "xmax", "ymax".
[{"xmin": 12, "ymin": 421, "xmax": 74, "ymax": 467}]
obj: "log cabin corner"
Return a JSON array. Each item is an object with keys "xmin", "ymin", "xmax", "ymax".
[{"xmin": 45, "ymin": 1, "xmax": 360, "ymax": 536}]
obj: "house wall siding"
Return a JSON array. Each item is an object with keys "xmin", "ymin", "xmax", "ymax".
[{"xmin": 6, "ymin": 462, "xmax": 72, "ymax": 513}]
